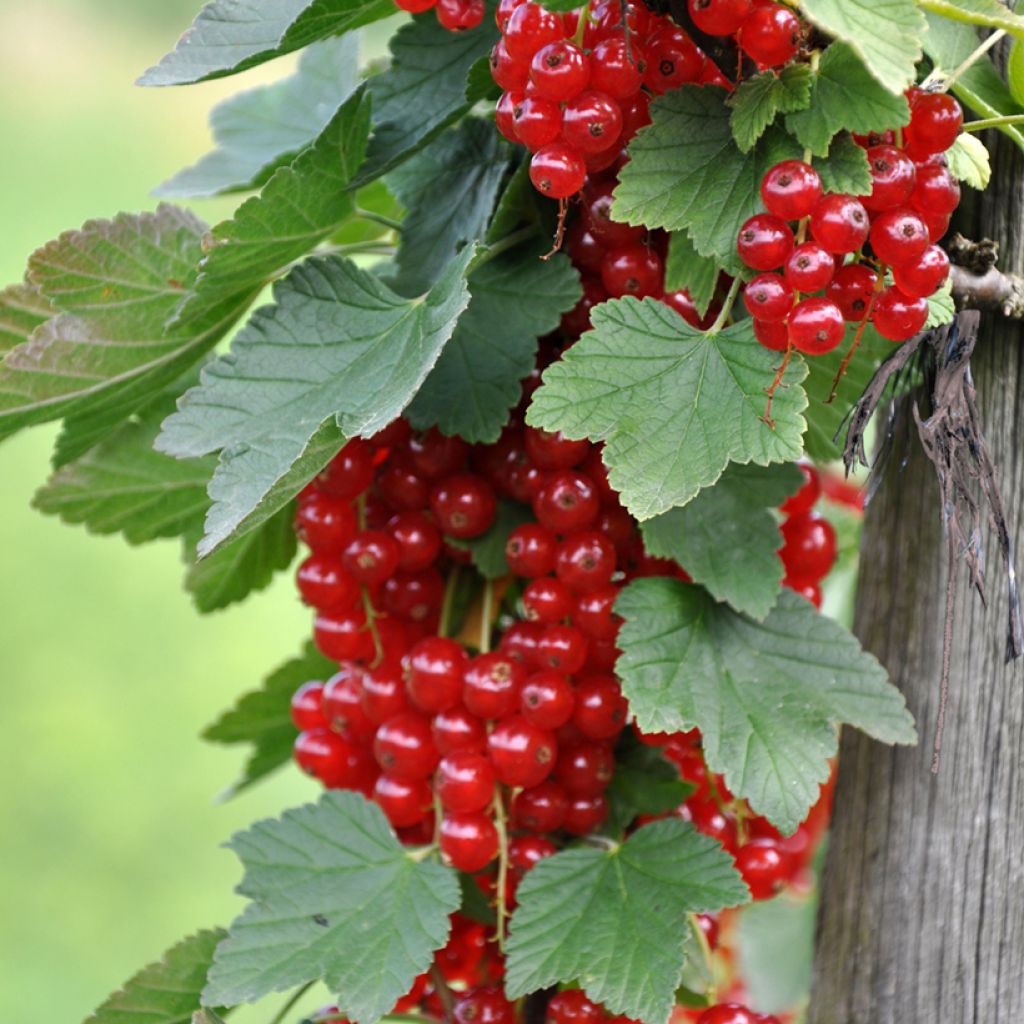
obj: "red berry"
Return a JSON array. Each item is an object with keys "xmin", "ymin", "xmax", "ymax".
[
  {"xmin": 406, "ymin": 637, "xmax": 468, "ymax": 713},
  {"xmin": 780, "ymin": 513, "xmax": 837, "ymax": 583},
  {"xmin": 736, "ymin": 214, "xmax": 794, "ymax": 271},
  {"xmin": 753, "ymin": 317, "xmax": 790, "ymax": 352},
  {"xmin": 589, "ymin": 36, "xmax": 645, "ymax": 99},
  {"xmin": 521, "ymin": 669, "xmax": 576, "ymax": 729},
  {"xmin": 432, "ymin": 705, "xmax": 488, "ymax": 755},
  {"xmin": 512, "ymin": 781, "xmax": 569, "ymax": 831},
  {"xmin": 343, "ymin": 530, "xmax": 401, "ymax": 586},
  {"xmin": 454, "ymin": 986, "xmax": 515, "ymax": 1024},
  {"xmin": 572, "ymin": 675, "xmax": 628, "ymax": 739},
  {"xmin": 440, "ymin": 812, "xmax": 499, "ymax": 872},
  {"xmin": 562, "ymin": 793, "xmax": 609, "ymax": 834},
  {"xmin": 735, "ymin": 837, "xmax": 792, "ymax": 899},
  {"xmin": 291, "ymin": 681, "xmax": 327, "ymax": 731},
  {"xmin": 409, "ymin": 429, "xmax": 468, "ymax": 479},
  {"xmin": 737, "ymin": 3, "xmax": 802, "ymax": 67},
  {"xmin": 760, "ymin": 160, "xmax": 822, "ymax": 221},
  {"xmin": 780, "ymin": 462, "xmax": 821, "ymax": 518},
  {"xmin": 381, "ymin": 569, "xmax": 444, "ymax": 623},
  {"xmin": 512, "ymin": 93, "xmax": 562, "ymax": 151},
  {"xmin": 743, "ymin": 273, "xmax": 793, "ymax": 323},
  {"xmin": 396, "ymin": 0, "xmax": 437, "ymax": 11},
  {"xmin": 661, "ymin": 288, "xmax": 714, "ymax": 329},
  {"xmin": 387, "ymin": 511, "xmax": 442, "ymax": 573},
  {"xmin": 910, "ymin": 160, "xmax": 961, "ymax": 216},
  {"xmin": 323, "ymin": 667, "xmax": 375, "ymax": 740},
  {"xmin": 495, "ymin": 0, "xmax": 524, "ymax": 30},
  {"xmin": 696, "ymin": 1004, "xmax": 761, "ymax": 1024},
  {"xmin": 530, "ymin": 41, "xmax": 590, "ymax": 102},
  {"xmin": 375, "ymin": 773, "xmax": 432, "ymax": 827},
  {"xmin": 783, "ymin": 242, "xmax": 835, "ymax": 294},
  {"xmin": 538, "ymin": 624, "xmax": 589, "ymax": 673},
  {"xmin": 500, "ymin": 620, "xmax": 546, "ymax": 669},
  {"xmin": 869, "ymin": 207, "xmax": 930, "ymax": 266},
  {"xmin": 378, "ymin": 460, "xmax": 431, "ymax": 511},
  {"xmin": 463, "ymin": 651, "xmax": 527, "ymax": 719},
  {"xmin": 562, "ymin": 91, "xmax": 623, "ymax": 155},
  {"xmin": 495, "ymin": 90, "xmax": 520, "ymax": 143},
  {"xmin": 600, "ymin": 244, "xmax": 664, "ymax": 298},
  {"xmin": 297, "ymin": 553, "xmax": 360, "ymax": 610},
  {"xmin": 787, "ymin": 297, "xmax": 845, "ymax": 356},
  {"xmin": 436, "ymin": 751, "xmax": 496, "ymax": 813},
  {"xmin": 488, "ymin": 715, "xmax": 557, "ymax": 787},
  {"xmin": 507, "ymin": 523, "xmax": 558, "ymax": 577},
  {"xmin": 296, "ymin": 491, "xmax": 357, "ymax": 552},
  {"xmin": 436, "ymin": 0, "xmax": 484, "ymax": 31},
  {"xmin": 314, "ymin": 607, "xmax": 375, "ymax": 662},
  {"xmin": 534, "ymin": 471, "xmax": 601, "ymax": 534},
  {"xmin": 688, "ymin": 0, "xmax": 752, "ymax": 35},
  {"xmin": 904, "ymin": 89, "xmax": 963, "ymax": 157},
  {"xmin": 826, "ymin": 263, "xmax": 878, "ymax": 321},
  {"xmin": 809, "ymin": 194, "xmax": 869, "ymax": 254},
  {"xmin": 547, "ymin": 990, "xmax": 605, "ymax": 1024},
  {"xmin": 508, "ymin": 834, "xmax": 558, "ymax": 877},
  {"xmin": 872, "ymin": 286, "xmax": 928, "ymax": 341},
  {"xmin": 644, "ymin": 27, "xmax": 704, "ymax": 93},
  {"xmin": 555, "ymin": 531, "xmax": 616, "ymax": 593},
  {"xmin": 892, "ymin": 244, "xmax": 950, "ymax": 298},
  {"xmin": 572, "ymin": 585, "xmax": 621, "ymax": 641},
  {"xmin": 432, "ymin": 473, "xmax": 497, "ymax": 540},
  {"xmin": 530, "ymin": 143, "xmax": 587, "ymax": 198},
  {"xmin": 374, "ymin": 712, "xmax": 439, "ymax": 779},
  {"xmin": 491, "ymin": 41, "xmax": 529, "ymax": 93},
  {"xmin": 524, "ymin": 426, "xmax": 591, "ymax": 469},
  {"xmin": 361, "ymin": 664, "xmax": 409, "ymax": 725},
  {"xmin": 317, "ymin": 439, "xmax": 375, "ymax": 500},
  {"xmin": 503, "ymin": 1, "xmax": 562, "ymax": 61},
  {"xmin": 582, "ymin": 181, "xmax": 645, "ymax": 249},
  {"xmin": 523, "ymin": 577, "xmax": 574, "ymax": 624},
  {"xmin": 863, "ymin": 145, "xmax": 916, "ymax": 212},
  {"xmin": 294, "ymin": 728, "xmax": 375, "ymax": 790}
]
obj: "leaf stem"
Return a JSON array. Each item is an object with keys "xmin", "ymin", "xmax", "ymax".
[
  {"xmin": 930, "ymin": 29, "xmax": 1006, "ymax": 93},
  {"xmin": 707, "ymin": 276, "xmax": 742, "ymax": 335},
  {"xmin": 268, "ymin": 981, "xmax": 315, "ymax": 1024},
  {"xmin": 480, "ymin": 580, "xmax": 495, "ymax": 654},
  {"xmin": 362, "ymin": 586, "xmax": 385, "ymax": 668},
  {"xmin": 493, "ymin": 787, "xmax": 510, "ymax": 951},
  {"xmin": 963, "ymin": 113, "xmax": 1024, "ymax": 132},
  {"xmin": 356, "ymin": 208, "xmax": 403, "ymax": 232},
  {"xmin": 687, "ymin": 914, "xmax": 718, "ymax": 1005},
  {"xmin": 429, "ymin": 963, "xmax": 457, "ymax": 1023},
  {"xmin": 573, "ymin": 0, "xmax": 591, "ymax": 48},
  {"xmin": 439, "ymin": 566, "xmax": 461, "ymax": 639}
]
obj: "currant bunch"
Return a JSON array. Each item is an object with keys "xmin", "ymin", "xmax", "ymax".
[
  {"xmin": 393, "ymin": 0, "xmax": 485, "ymax": 34},
  {"xmin": 738, "ymin": 88, "xmax": 963, "ymax": 351}
]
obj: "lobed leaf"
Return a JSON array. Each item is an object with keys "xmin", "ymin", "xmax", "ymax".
[
  {"xmin": 919, "ymin": 0, "xmax": 1024, "ymax": 36},
  {"xmin": 729, "ymin": 65, "xmax": 813, "ymax": 152},
  {"xmin": 813, "ymin": 132, "xmax": 873, "ymax": 195},
  {"xmin": 662, "ymin": 233, "xmax": 719, "ymax": 318},
  {"xmin": 0, "ymin": 281, "xmax": 53, "ymax": 354},
  {"xmin": 946, "ymin": 132, "xmax": 992, "ymax": 189}
]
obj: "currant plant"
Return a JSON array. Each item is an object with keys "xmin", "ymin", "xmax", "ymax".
[{"xmin": 6, "ymin": 0, "xmax": 1024, "ymax": 1022}]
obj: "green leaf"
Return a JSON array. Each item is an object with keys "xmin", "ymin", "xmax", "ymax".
[
  {"xmin": 923, "ymin": 14, "xmax": 1024, "ymax": 150},
  {"xmin": 504, "ymin": 819, "xmax": 748, "ymax": 1024},
  {"xmin": 613, "ymin": 87, "xmax": 800, "ymax": 273},
  {"xmin": 786, "ymin": 43, "xmax": 911, "ymax": 157},
  {"xmin": 203, "ymin": 792, "xmax": 461, "ymax": 1023},
  {"xmin": 615, "ymin": 579, "xmax": 917, "ymax": 833},
  {"xmin": 486, "ymin": 157, "xmax": 540, "ymax": 242},
  {"xmin": 526, "ymin": 297, "xmax": 807, "ymax": 522},
  {"xmin": 0, "ymin": 206, "xmax": 241, "ymax": 452},
  {"xmin": 639, "ymin": 463, "xmax": 803, "ymax": 620},
  {"xmin": 407, "ymin": 242, "xmax": 580, "ymax": 442},
  {"xmin": 185, "ymin": 504, "xmax": 298, "ymax": 614},
  {"xmin": 737, "ymin": 894, "xmax": 815, "ymax": 1015},
  {"xmin": 535, "ymin": 0, "xmax": 581, "ymax": 11},
  {"xmin": 662, "ymin": 234, "xmax": 719, "ymax": 318},
  {"xmin": 386, "ymin": 120, "xmax": 510, "ymax": 296},
  {"xmin": 173, "ymin": 86, "xmax": 372, "ymax": 332},
  {"xmin": 157, "ymin": 246, "xmax": 475, "ymax": 555},
  {"xmin": 812, "ymin": 132, "xmax": 873, "ymax": 195},
  {"xmin": 138, "ymin": 0, "xmax": 394, "ymax": 87},
  {"xmin": 801, "ymin": 324, "xmax": 891, "ymax": 462},
  {"xmin": 1009, "ymin": 39, "xmax": 1024, "ymax": 107},
  {"xmin": 604, "ymin": 740, "xmax": 694, "ymax": 838},
  {"xmin": 33, "ymin": 393, "xmax": 213, "ymax": 544},
  {"xmin": 729, "ymin": 65, "xmax": 813, "ymax": 152},
  {"xmin": 918, "ymin": 0, "xmax": 1024, "ymax": 36},
  {"xmin": 459, "ymin": 872, "xmax": 498, "ymax": 926},
  {"xmin": 0, "ymin": 280, "xmax": 52, "ymax": 353},
  {"xmin": 156, "ymin": 35, "xmax": 361, "ymax": 199},
  {"xmin": 924, "ymin": 278, "xmax": 956, "ymax": 328},
  {"xmin": 204, "ymin": 641, "xmax": 334, "ymax": 795},
  {"xmin": 85, "ymin": 929, "xmax": 228, "ymax": 1024},
  {"xmin": 799, "ymin": 0, "xmax": 925, "ymax": 94},
  {"xmin": 359, "ymin": 13, "xmax": 500, "ymax": 183},
  {"xmin": 946, "ymin": 131, "xmax": 992, "ymax": 188},
  {"xmin": 449, "ymin": 500, "xmax": 534, "ymax": 579}
]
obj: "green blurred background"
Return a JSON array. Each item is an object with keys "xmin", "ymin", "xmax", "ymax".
[{"xmin": 0, "ymin": 3, "xmax": 326, "ymax": 1020}]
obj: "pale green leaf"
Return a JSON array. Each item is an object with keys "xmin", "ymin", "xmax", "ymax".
[
  {"xmin": 203, "ymin": 792, "xmax": 461, "ymax": 1023},
  {"xmin": 615, "ymin": 579, "xmax": 917, "ymax": 833},
  {"xmin": 729, "ymin": 65, "xmax": 813, "ymax": 152},
  {"xmin": 737, "ymin": 895, "xmax": 815, "ymax": 1015},
  {"xmin": 1009, "ymin": 39, "xmax": 1024, "ymax": 107},
  {"xmin": 505, "ymin": 819, "xmax": 748, "ymax": 1024},
  {"xmin": 526, "ymin": 297, "xmax": 807, "ymax": 521},
  {"xmin": 639, "ymin": 463, "xmax": 803, "ymax": 620},
  {"xmin": 924, "ymin": 278, "xmax": 956, "ymax": 328},
  {"xmin": 0, "ymin": 281, "xmax": 52, "ymax": 354},
  {"xmin": 799, "ymin": 0, "xmax": 925, "ymax": 94},
  {"xmin": 813, "ymin": 132, "xmax": 873, "ymax": 195},
  {"xmin": 946, "ymin": 131, "xmax": 992, "ymax": 188},
  {"xmin": 919, "ymin": 0, "xmax": 1024, "ymax": 36},
  {"xmin": 663, "ymin": 233, "xmax": 719, "ymax": 318}
]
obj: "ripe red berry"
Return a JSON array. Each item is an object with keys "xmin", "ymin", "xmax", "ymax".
[
  {"xmin": 507, "ymin": 523, "xmax": 558, "ymax": 577},
  {"xmin": 530, "ymin": 40, "xmax": 590, "ymax": 102},
  {"xmin": 530, "ymin": 143, "xmax": 587, "ymax": 198},
  {"xmin": 696, "ymin": 1004, "xmax": 761, "ymax": 1024},
  {"xmin": 826, "ymin": 263, "xmax": 878, "ymax": 321},
  {"xmin": 373, "ymin": 712, "xmax": 439, "ymax": 779},
  {"xmin": 296, "ymin": 553, "xmax": 360, "ymax": 611},
  {"xmin": 737, "ymin": 3, "xmax": 802, "ymax": 67},
  {"xmin": 783, "ymin": 242, "xmax": 835, "ymax": 294},
  {"xmin": 562, "ymin": 792, "xmax": 609, "ymax": 834},
  {"xmin": 405, "ymin": 636, "xmax": 468, "ymax": 713},
  {"xmin": 872, "ymin": 286, "xmax": 928, "ymax": 341},
  {"xmin": 431, "ymin": 473, "xmax": 497, "ymax": 539},
  {"xmin": 508, "ymin": 834, "xmax": 558, "ymax": 877},
  {"xmin": 488, "ymin": 716, "xmax": 557, "ymax": 787},
  {"xmin": 495, "ymin": 90, "xmax": 521, "ymax": 143},
  {"xmin": 780, "ymin": 462, "xmax": 821, "ymax": 518},
  {"xmin": 534, "ymin": 471, "xmax": 601, "ymax": 534},
  {"xmin": 378, "ymin": 460, "xmax": 431, "ymax": 511},
  {"xmin": 863, "ymin": 145, "xmax": 917, "ymax": 212},
  {"xmin": 538, "ymin": 624, "xmax": 589, "ymax": 673},
  {"xmin": 294, "ymin": 728, "xmax": 375, "ymax": 790},
  {"xmin": 904, "ymin": 89, "xmax": 963, "ymax": 158},
  {"xmin": 736, "ymin": 214, "xmax": 794, "ymax": 271},
  {"xmin": 588, "ymin": 36, "xmax": 645, "ymax": 99},
  {"xmin": 387, "ymin": 511, "xmax": 442, "ymax": 573},
  {"xmin": 524, "ymin": 426, "xmax": 591, "ymax": 469},
  {"xmin": 511, "ymin": 780, "xmax": 569, "ymax": 831},
  {"xmin": 760, "ymin": 160, "xmax": 822, "ymax": 221},
  {"xmin": 296, "ymin": 491, "xmax": 357, "ymax": 552},
  {"xmin": 523, "ymin": 577, "xmax": 574, "ymax": 624},
  {"xmin": 581, "ymin": 183, "xmax": 644, "ymax": 250},
  {"xmin": 562, "ymin": 91, "xmax": 623, "ymax": 155},
  {"xmin": 787, "ymin": 297, "xmax": 845, "ymax": 356},
  {"xmin": 512, "ymin": 93, "xmax": 562, "ymax": 150},
  {"xmin": 743, "ymin": 273, "xmax": 793, "ymax": 323},
  {"xmin": 910, "ymin": 160, "xmax": 961, "ymax": 216},
  {"xmin": 317, "ymin": 439, "xmax": 375, "ymax": 500},
  {"xmin": 547, "ymin": 990, "xmax": 605, "ymax": 1024},
  {"xmin": 869, "ymin": 208, "xmax": 931, "ymax": 266},
  {"xmin": 314, "ymin": 607, "xmax": 375, "ymax": 662},
  {"xmin": 572, "ymin": 585, "xmax": 622, "ymax": 641},
  {"xmin": 809, "ymin": 194, "xmax": 869, "ymax": 254},
  {"xmin": 491, "ymin": 40, "xmax": 529, "ymax": 93},
  {"xmin": 436, "ymin": 751, "xmax": 496, "ymax": 813},
  {"xmin": 555, "ymin": 531, "xmax": 617, "ymax": 593},
  {"xmin": 503, "ymin": 2, "xmax": 562, "ymax": 61},
  {"xmin": 409, "ymin": 429, "xmax": 468, "ymax": 479},
  {"xmin": 454, "ymin": 985, "xmax": 516, "ymax": 1024},
  {"xmin": 892, "ymin": 244, "xmax": 950, "ymax": 298},
  {"xmin": 753, "ymin": 317, "xmax": 790, "ymax": 352},
  {"xmin": 644, "ymin": 27, "xmax": 704, "ymax": 93},
  {"xmin": 361, "ymin": 664, "xmax": 408, "ymax": 725},
  {"xmin": 322, "ymin": 667, "xmax": 375, "ymax": 740},
  {"xmin": 780, "ymin": 513, "xmax": 837, "ymax": 583},
  {"xmin": 600, "ymin": 244, "xmax": 664, "ymax": 298},
  {"xmin": 343, "ymin": 530, "xmax": 401, "ymax": 586},
  {"xmin": 374, "ymin": 773, "xmax": 433, "ymax": 828},
  {"xmin": 440, "ymin": 812, "xmax": 499, "ymax": 872},
  {"xmin": 688, "ymin": 0, "xmax": 752, "ymax": 35},
  {"xmin": 436, "ymin": 0, "xmax": 484, "ymax": 29},
  {"xmin": 500, "ymin": 620, "xmax": 546, "ymax": 670},
  {"xmin": 381, "ymin": 569, "xmax": 444, "ymax": 623},
  {"xmin": 735, "ymin": 838, "xmax": 792, "ymax": 899},
  {"xmin": 572, "ymin": 675, "xmax": 628, "ymax": 739},
  {"xmin": 463, "ymin": 651, "xmax": 527, "ymax": 719},
  {"xmin": 291, "ymin": 680, "xmax": 327, "ymax": 731},
  {"xmin": 520, "ymin": 670, "xmax": 576, "ymax": 729},
  {"xmin": 432, "ymin": 705, "xmax": 487, "ymax": 755}
]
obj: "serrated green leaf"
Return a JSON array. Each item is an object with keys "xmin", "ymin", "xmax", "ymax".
[
  {"xmin": 615, "ymin": 579, "xmax": 917, "ymax": 833},
  {"xmin": 185, "ymin": 504, "xmax": 298, "ymax": 614},
  {"xmin": 604, "ymin": 740, "xmax": 694, "ymax": 838},
  {"xmin": 0, "ymin": 206, "xmax": 242, "ymax": 451},
  {"xmin": 924, "ymin": 278, "xmax": 956, "ymax": 328},
  {"xmin": 801, "ymin": 324, "xmax": 891, "ymax": 462},
  {"xmin": 466, "ymin": 54, "xmax": 503, "ymax": 103},
  {"xmin": 505, "ymin": 819, "xmax": 748, "ymax": 1024},
  {"xmin": 946, "ymin": 131, "xmax": 992, "ymax": 188},
  {"xmin": 407, "ymin": 243, "xmax": 580, "ymax": 442},
  {"xmin": 923, "ymin": 13, "xmax": 1024, "ymax": 150},
  {"xmin": 138, "ymin": 0, "xmax": 394, "ymax": 87},
  {"xmin": 786, "ymin": 43, "xmax": 910, "ymax": 157},
  {"xmin": 359, "ymin": 12, "xmax": 500, "ymax": 184},
  {"xmin": 812, "ymin": 132, "xmax": 872, "ymax": 195},
  {"xmin": 799, "ymin": 0, "xmax": 925, "ymax": 94},
  {"xmin": 487, "ymin": 158, "xmax": 539, "ymax": 242},
  {"xmin": 737, "ymin": 894, "xmax": 815, "ymax": 1015},
  {"xmin": 173, "ymin": 86, "xmax": 372, "ymax": 332},
  {"xmin": 33, "ymin": 393, "xmax": 214, "ymax": 544},
  {"xmin": 203, "ymin": 640, "xmax": 334, "ymax": 794},
  {"xmin": 448, "ymin": 500, "xmax": 534, "ymax": 579},
  {"xmin": 156, "ymin": 35, "xmax": 361, "ymax": 199},
  {"xmin": 613, "ymin": 87, "xmax": 800, "ymax": 273},
  {"xmin": 663, "ymin": 234, "xmax": 719, "ymax": 318},
  {"xmin": 526, "ymin": 297, "xmax": 807, "ymax": 522},
  {"xmin": 386, "ymin": 120, "xmax": 510, "ymax": 296},
  {"xmin": 203, "ymin": 792, "xmax": 461, "ymax": 1023},
  {"xmin": 85, "ymin": 929, "xmax": 228, "ymax": 1024},
  {"xmin": 639, "ymin": 463, "xmax": 803, "ymax": 620},
  {"xmin": 157, "ymin": 247, "xmax": 474, "ymax": 555},
  {"xmin": 729, "ymin": 65, "xmax": 813, "ymax": 152},
  {"xmin": 919, "ymin": 0, "xmax": 1024, "ymax": 36},
  {"xmin": 0, "ymin": 281, "xmax": 52, "ymax": 353}
]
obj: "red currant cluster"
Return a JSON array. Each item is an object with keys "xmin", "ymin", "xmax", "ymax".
[
  {"xmin": 738, "ymin": 88, "xmax": 963, "ymax": 352},
  {"xmin": 393, "ymin": 0, "xmax": 484, "ymax": 33}
]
